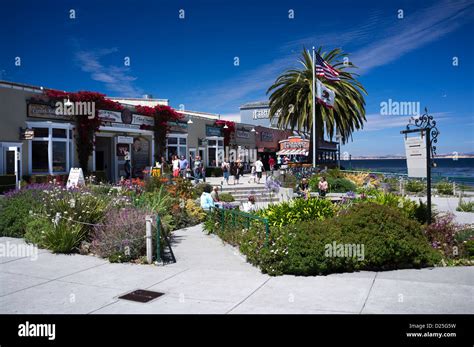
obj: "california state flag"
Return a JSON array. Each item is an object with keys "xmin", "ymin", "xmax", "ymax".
[{"xmin": 316, "ymin": 79, "xmax": 335, "ymax": 108}]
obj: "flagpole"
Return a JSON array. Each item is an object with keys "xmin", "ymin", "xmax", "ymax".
[{"xmin": 312, "ymin": 46, "xmax": 317, "ymax": 168}]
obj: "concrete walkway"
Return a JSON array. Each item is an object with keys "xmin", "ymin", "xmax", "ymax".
[
  {"xmin": 1, "ymin": 225, "xmax": 473, "ymax": 314},
  {"xmin": 408, "ymin": 196, "xmax": 473, "ymax": 225}
]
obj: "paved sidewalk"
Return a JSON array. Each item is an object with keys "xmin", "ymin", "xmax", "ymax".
[
  {"xmin": 408, "ymin": 196, "xmax": 473, "ymax": 224},
  {"xmin": 1, "ymin": 225, "xmax": 473, "ymax": 314}
]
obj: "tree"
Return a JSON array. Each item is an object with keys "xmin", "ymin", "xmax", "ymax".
[{"xmin": 267, "ymin": 47, "xmax": 367, "ymax": 149}]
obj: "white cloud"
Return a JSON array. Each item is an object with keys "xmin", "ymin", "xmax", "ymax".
[
  {"xmin": 351, "ymin": 0, "xmax": 474, "ymax": 73},
  {"xmin": 363, "ymin": 112, "xmax": 452, "ymax": 131},
  {"xmin": 74, "ymin": 47, "xmax": 142, "ymax": 97}
]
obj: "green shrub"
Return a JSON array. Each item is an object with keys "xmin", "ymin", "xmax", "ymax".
[
  {"xmin": 326, "ymin": 177, "xmax": 356, "ymax": 193},
  {"xmin": 206, "ymin": 203, "xmax": 441, "ymax": 276},
  {"xmin": 436, "ymin": 180, "xmax": 454, "ymax": 195},
  {"xmin": 464, "ymin": 240, "xmax": 474, "ymax": 258},
  {"xmin": 219, "ymin": 192, "xmax": 235, "ymax": 202},
  {"xmin": 456, "ymin": 198, "xmax": 474, "ymax": 212},
  {"xmin": 24, "ymin": 216, "xmax": 51, "ymax": 247},
  {"xmin": 42, "ymin": 220, "xmax": 86, "ymax": 253},
  {"xmin": 405, "ymin": 179, "xmax": 425, "ymax": 193},
  {"xmin": 259, "ymin": 203, "xmax": 440, "ymax": 275},
  {"xmin": 193, "ymin": 183, "xmax": 212, "ymax": 198},
  {"xmin": 257, "ymin": 198, "xmax": 335, "ymax": 227},
  {"xmin": 309, "ymin": 176, "xmax": 356, "ymax": 193},
  {"xmin": 0, "ymin": 186, "xmax": 47, "ymax": 237}
]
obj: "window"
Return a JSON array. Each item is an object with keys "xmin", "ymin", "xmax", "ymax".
[
  {"xmin": 52, "ymin": 128, "xmax": 67, "ymax": 138},
  {"xmin": 32, "ymin": 141, "xmax": 48, "ymax": 173},
  {"xmin": 206, "ymin": 137, "xmax": 224, "ymax": 167},
  {"xmin": 166, "ymin": 134, "xmax": 188, "ymax": 161},
  {"xmin": 52, "ymin": 142, "xmax": 66, "ymax": 172},
  {"xmin": 28, "ymin": 122, "xmax": 73, "ymax": 175}
]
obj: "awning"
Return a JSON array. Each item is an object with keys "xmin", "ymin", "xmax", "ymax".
[{"xmin": 276, "ymin": 149, "xmax": 309, "ymax": 156}]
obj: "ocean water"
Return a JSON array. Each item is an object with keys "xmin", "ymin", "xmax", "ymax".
[{"xmin": 340, "ymin": 158, "xmax": 474, "ymax": 186}]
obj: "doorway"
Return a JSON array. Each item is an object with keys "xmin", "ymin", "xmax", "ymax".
[
  {"xmin": 95, "ymin": 137, "xmax": 112, "ymax": 182},
  {"xmin": 1, "ymin": 143, "xmax": 22, "ymax": 190}
]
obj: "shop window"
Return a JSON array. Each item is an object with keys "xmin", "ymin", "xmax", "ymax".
[
  {"xmin": 167, "ymin": 137, "xmax": 178, "ymax": 145},
  {"xmin": 52, "ymin": 142, "xmax": 66, "ymax": 172},
  {"xmin": 166, "ymin": 135, "xmax": 187, "ymax": 161},
  {"xmin": 33, "ymin": 127, "xmax": 49, "ymax": 138},
  {"xmin": 52, "ymin": 128, "xmax": 67, "ymax": 138},
  {"xmin": 32, "ymin": 141, "xmax": 49, "ymax": 173},
  {"xmin": 28, "ymin": 122, "xmax": 73, "ymax": 174}
]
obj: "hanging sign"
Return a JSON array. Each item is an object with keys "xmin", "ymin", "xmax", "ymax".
[
  {"xmin": 66, "ymin": 168, "xmax": 85, "ymax": 188},
  {"xmin": 404, "ymin": 135, "xmax": 427, "ymax": 178}
]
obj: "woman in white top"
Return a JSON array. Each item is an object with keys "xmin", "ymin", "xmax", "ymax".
[{"xmin": 172, "ymin": 155, "xmax": 180, "ymax": 178}]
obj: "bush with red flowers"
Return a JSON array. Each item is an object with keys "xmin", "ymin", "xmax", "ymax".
[
  {"xmin": 215, "ymin": 120, "xmax": 235, "ymax": 146},
  {"xmin": 43, "ymin": 90, "xmax": 124, "ymax": 173},
  {"xmin": 136, "ymin": 105, "xmax": 182, "ymax": 160}
]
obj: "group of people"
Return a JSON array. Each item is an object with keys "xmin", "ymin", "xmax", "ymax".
[
  {"xmin": 297, "ymin": 176, "xmax": 328, "ymax": 198},
  {"xmin": 220, "ymin": 159, "xmax": 243, "ymax": 185},
  {"xmin": 165, "ymin": 154, "xmax": 206, "ymax": 182},
  {"xmin": 220, "ymin": 157, "xmax": 267, "ymax": 185},
  {"xmin": 199, "ymin": 184, "xmax": 257, "ymax": 212}
]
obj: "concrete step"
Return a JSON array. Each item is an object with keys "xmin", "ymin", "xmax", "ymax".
[{"xmin": 220, "ymin": 186, "xmax": 268, "ymax": 192}]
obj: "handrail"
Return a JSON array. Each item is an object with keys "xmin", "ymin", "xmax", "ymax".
[{"xmin": 207, "ymin": 206, "xmax": 270, "ymax": 246}]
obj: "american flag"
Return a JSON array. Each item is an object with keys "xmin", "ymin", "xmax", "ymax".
[{"xmin": 315, "ymin": 52, "xmax": 340, "ymax": 81}]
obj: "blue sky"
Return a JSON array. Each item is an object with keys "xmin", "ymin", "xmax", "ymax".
[{"xmin": 0, "ymin": 0, "xmax": 473, "ymax": 156}]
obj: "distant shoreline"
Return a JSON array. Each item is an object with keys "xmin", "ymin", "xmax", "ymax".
[{"xmin": 343, "ymin": 156, "xmax": 474, "ymax": 160}]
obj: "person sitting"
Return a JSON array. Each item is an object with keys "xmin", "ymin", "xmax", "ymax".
[
  {"xmin": 200, "ymin": 185, "xmax": 215, "ymax": 210},
  {"xmin": 242, "ymin": 195, "xmax": 257, "ymax": 212},
  {"xmin": 210, "ymin": 186, "xmax": 220, "ymax": 203},
  {"xmin": 297, "ymin": 178, "xmax": 310, "ymax": 198}
]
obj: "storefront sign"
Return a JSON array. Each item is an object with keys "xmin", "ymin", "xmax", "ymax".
[
  {"xmin": 99, "ymin": 109, "xmax": 155, "ymax": 129},
  {"xmin": 260, "ymin": 131, "xmax": 273, "ymax": 142},
  {"xmin": 66, "ymin": 168, "xmax": 85, "ymax": 188},
  {"xmin": 117, "ymin": 136, "xmax": 134, "ymax": 144},
  {"xmin": 168, "ymin": 121, "xmax": 188, "ymax": 133},
  {"xmin": 206, "ymin": 125, "xmax": 222, "ymax": 137},
  {"xmin": 236, "ymin": 130, "xmax": 250, "ymax": 139},
  {"xmin": 404, "ymin": 135, "xmax": 427, "ymax": 178},
  {"xmin": 279, "ymin": 137, "xmax": 310, "ymax": 150},
  {"xmin": 28, "ymin": 103, "xmax": 71, "ymax": 121}
]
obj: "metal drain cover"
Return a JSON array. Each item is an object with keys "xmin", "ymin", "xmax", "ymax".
[{"xmin": 118, "ymin": 289, "xmax": 164, "ymax": 303}]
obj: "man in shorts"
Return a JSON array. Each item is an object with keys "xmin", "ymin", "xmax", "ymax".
[{"xmin": 255, "ymin": 157, "xmax": 264, "ymax": 184}]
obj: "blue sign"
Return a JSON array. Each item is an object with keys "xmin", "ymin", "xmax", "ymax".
[{"xmin": 206, "ymin": 125, "xmax": 222, "ymax": 137}]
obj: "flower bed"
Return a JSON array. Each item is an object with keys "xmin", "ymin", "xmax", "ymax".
[
  {"xmin": 205, "ymin": 202, "xmax": 442, "ymax": 276},
  {"xmin": 1, "ymin": 176, "xmax": 207, "ymax": 262}
]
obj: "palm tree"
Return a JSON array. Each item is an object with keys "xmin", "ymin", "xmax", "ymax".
[{"xmin": 267, "ymin": 47, "xmax": 367, "ymax": 149}]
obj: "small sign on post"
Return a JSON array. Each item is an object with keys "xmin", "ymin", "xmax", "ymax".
[
  {"xmin": 404, "ymin": 134, "xmax": 427, "ymax": 178},
  {"xmin": 66, "ymin": 168, "xmax": 85, "ymax": 188}
]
